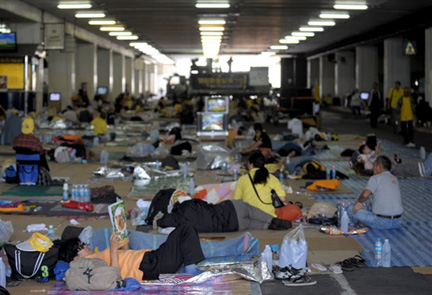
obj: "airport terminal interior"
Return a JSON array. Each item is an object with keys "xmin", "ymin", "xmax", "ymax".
[{"xmin": 1, "ymin": 0, "xmax": 432, "ymax": 294}]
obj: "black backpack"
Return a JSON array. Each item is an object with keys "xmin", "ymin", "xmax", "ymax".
[{"xmin": 145, "ymin": 188, "xmax": 175, "ymax": 224}]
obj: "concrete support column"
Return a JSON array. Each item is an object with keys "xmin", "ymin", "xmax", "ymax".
[
  {"xmin": 134, "ymin": 69, "xmax": 142, "ymax": 96},
  {"xmin": 356, "ymin": 46, "xmax": 379, "ymax": 92},
  {"xmin": 112, "ymin": 53, "xmax": 125, "ymax": 99},
  {"xmin": 335, "ymin": 51, "xmax": 355, "ymax": 97},
  {"xmin": 97, "ymin": 48, "xmax": 112, "ymax": 101},
  {"xmin": 319, "ymin": 55, "xmax": 335, "ymax": 97},
  {"xmin": 148, "ymin": 63, "xmax": 156, "ymax": 94},
  {"xmin": 47, "ymin": 35, "xmax": 76, "ymax": 111},
  {"xmin": 76, "ymin": 42, "xmax": 97, "ymax": 99},
  {"xmin": 125, "ymin": 56, "xmax": 133, "ymax": 93},
  {"xmin": 142, "ymin": 62, "xmax": 147, "ymax": 94},
  {"xmin": 384, "ymin": 38, "xmax": 411, "ymax": 96},
  {"xmin": 426, "ymin": 27, "xmax": 432, "ymax": 105},
  {"xmin": 35, "ymin": 57, "xmax": 44, "ymax": 112},
  {"xmin": 307, "ymin": 58, "xmax": 319, "ymax": 89}
]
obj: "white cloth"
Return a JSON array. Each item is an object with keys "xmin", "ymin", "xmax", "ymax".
[{"xmin": 287, "ymin": 118, "xmax": 303, "ymax": 139}]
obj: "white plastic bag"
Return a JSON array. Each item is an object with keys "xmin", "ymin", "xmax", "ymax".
[
  {"xmin": 0, "ymin": 219, "xmax": 14, "ymax": 245},
  {"xmin": 279, "ymin": 224, "xmax": 307, "ymax": 269}
]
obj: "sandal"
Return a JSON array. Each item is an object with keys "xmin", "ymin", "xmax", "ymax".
[
  {"xmin": 329, "ymin": 265, "xmax": 343, "ymax": 274},
  {"xmin": 336, "ymin": 259, "xmax": 355, "ymax": 271},
  {"xmin": 311, "ymin": 263, "xmax": 327, "ymax": 272},
  {"xmin": 282, "ymin": 275, "xmax": 317, "ymax": 286},
  {"xmin": 348, "ymin": 255, "xmax": 367, "ymax": 268}
]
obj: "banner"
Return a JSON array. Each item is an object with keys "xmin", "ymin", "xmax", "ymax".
[{"xmin": 44, "ymin": 23, "xmax": 65, "ymax": 50}]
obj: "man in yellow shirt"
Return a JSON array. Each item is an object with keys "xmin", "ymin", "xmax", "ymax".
[
  {"xmin": 58, "ymin": 223, "xmax": 205, "ymax": 281},
  {"xmin": 387, "ymin": 81, "xmax": 404, "ymax": 134},
  {"xmin": 398, "ymin": 87, "xmax": 416, "ymax": 147},
  {"xmin": 91, "ymin": 112, "xmax": 108, "ymax": 134}
]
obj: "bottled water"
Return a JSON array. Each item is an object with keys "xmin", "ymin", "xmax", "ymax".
[
  {"xmin": 93, "ymin": 136, "xmax": 99, "ymax": 147},
  {"xmin": 279, "ymin": 168, "xmax": 284, "ymax": 184},
  {"xmin": 233, "ymin": 167, "xmax": 239, "ymax": 181},
  {"xmin": 336, "ymin": 201, "xmax": 342, "ymax": 227},
  {"xmin": 382, "ymin": 239, "xmax": 391, "ymax": 268},
  {"xmin": 79, "ymin": 185, "xmax": 85, "ymax": 202},
  {"xmin": 100, "ymin": 150, "xmax": 109, "ymax": 165},
  {"xmin": 332, "ymin": 165, "xmax": 336, "ymax": 179},
  {"xmin": 326, "ymin": 168, "xmax": 330, "ymax": 180},
  {"xmin": 189, "ymin": 176, "xmax": 195, "ymax": 197},
  {"xmin": 375, "ymin": 237, "xmax": 383, "ymax": 267},
  {"xmin": 71, "ymin": 185, "xmax": 77, "ymax": 201},
  {"xmin": 341, "ymin": 209, "xmax": 349, "ymax": 233},
  {"xmin": 182, "ymin": 163, "xmax": 188, "ymax": 178},
  {"xmin": 285, "ymin": 156, "xmax": 290, "ymax": 168},
  {"xmin": 63, "ymin": 183, "xmax": 69, "ymax": 200},
  {"xmin": 47, "ymin": 225, "xmax": 60, "ymax": 241}
]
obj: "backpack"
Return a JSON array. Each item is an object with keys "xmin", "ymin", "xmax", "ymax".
[
  {"xmin": 65, "ymin": 258, "xmax": 121, "ymax": 291},
  {"xmin": 5, "ymin": 164, "xmax": 18, "ymax": 183},
  {"xmin": 145, "ymin": 188, "xmax": 175, "ymax": 224},
  {"xmin": 303, "ymin": 160, "xmax": 325, "ymax": 174}
]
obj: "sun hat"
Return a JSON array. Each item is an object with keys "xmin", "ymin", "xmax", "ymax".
[
  {"xmin": 22, "ymin": 117, "xmax": 35, "ymax": 134},
  {"xmin": 16, "ymin": 232, "xmax": 53, "ymax": 252}
]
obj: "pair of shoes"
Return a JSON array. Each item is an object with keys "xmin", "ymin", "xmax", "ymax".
[
  {"xmin": 273, "ymin": 265, "xmax": 308, "ymax": 280},
  {"xmin": 335, "ymin": 259, "xmax": 355, "ymax": 271},
  {"xmin": 406, "ymin": 142, "xmax": 416, "ymax": 148},
  {"xmin": 347, "ymin": 255, "xmax": 367, "ymax": 267},
  {"xmin": 311, "ymin": 263, "xmax": 343, "ymax": 274},
  {"xmin": 282, "ymin": 275, "xmax": 317, "ymax": 286}
]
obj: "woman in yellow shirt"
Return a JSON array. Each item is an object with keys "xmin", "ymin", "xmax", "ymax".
[
  {"xmin": 91, "ymin": 112, "xmax": 108, "ymax": 135},
  {"xmin": 398, "ymin": 87, "xmax": 416, "ymax": 147},
  {"xmin": 234, "ymin": 152, "xmax": 286, "ymax": 217}
]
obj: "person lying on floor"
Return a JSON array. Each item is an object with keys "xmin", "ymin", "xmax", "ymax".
[
  {"xmin": 347, "ymin": 155, "xmax": 403, "ymax": 229},
  {"xmin": 356, "ymin": 142, "xmax": 380, "ymax": 171},
  {"xmin": 353, "ymin": 152, "xmax": 432, "ymax": 178},
  {"xmin": 276, "ymin": 138, "xmax": 315, "ymax": 158},
  {"xmin": 58, "ymin": 223, "xmax": 205, "ymax": 281},
  {"xmin": 154, "ymin": 198, "xmax": 292, "ymax": 232}
]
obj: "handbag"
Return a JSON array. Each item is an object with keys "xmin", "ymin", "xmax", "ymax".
[
  {"xmin": 248, "ymin": 174, "xmax": 284, "ymax": 208},
  {"xmin": 3, "ymin": 243, "xmax": 58, "ymax": 280}
]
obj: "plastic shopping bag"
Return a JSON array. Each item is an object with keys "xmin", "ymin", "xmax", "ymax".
[{"xmin": 279, "ymin": 224, "xmax": 307, "ymax": 269}]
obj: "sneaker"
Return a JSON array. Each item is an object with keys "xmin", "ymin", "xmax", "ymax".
[
  {"xmin": 282, "ymin": 276, "xmax": 317, "ymax": 286},
  {"xmin": 273, "ymin": 265, "xmax": 308, "ymax": 280},
  {"xmin": 406, "ymin": 142, "xmax": 416, "ymax": 148}
]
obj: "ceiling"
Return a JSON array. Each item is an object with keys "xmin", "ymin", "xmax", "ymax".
[{"xmin": 5, "ymin": 0, "xmax": 432, "ymax": 57}]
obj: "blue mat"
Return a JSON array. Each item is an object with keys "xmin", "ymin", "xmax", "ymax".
[{"xmin": 353, "ymin": 222, "xmax": 432, "ymax": 267}]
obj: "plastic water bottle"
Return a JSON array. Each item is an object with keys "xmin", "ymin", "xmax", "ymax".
[
  {"xmin": 262, "ymin": 245, "xmax": 273, "ymax": 273},
  {"xmin": 63, "ymin": 183, "xmax": 69, "ymax": 200},
  {"xmin": 47, "ymin": 225, "xmax": 54, "ymax": 236},
  {"xmin": 155, "ymin": 160, "xmax": 160, "ymax": 169},
  {"xmin": 375, "ymin": 237, "xmax": 383, "ymax": 267},
  {"xmin": 326, "ymin": 168, "xmax": 330, "ymax": 180},
  {"xmin": 100, "ymin": 150, "xmax": 109, "ymax": 166},
  {"xmin": 71, "ymin": 185, "xmax": 76, "ymax": 201},
  {"xmin": 332, "ymin": 165, "xmax": 336, "ymax": 179},
  {"xmin": 233, "ymin": 167, "xmax": 239, "ymax": 181},
  {"xmin": 189, "ymin": 176, "xmax": 195, "ymax": 197},
  {"xmin": 182, "ymin": 163, "xmax": 188, "ymax": 177},
  {"xmin": 336, "ymin": 201, "xmax": 342, "ymax": 227},
  {"xmin": 382, "ymin": 239, "xmax": 391, "ymax": 268},
  {"xmin": 93, "ymin": 136, "xmax": 99, "ymax": 147},
  {"xmin": 420, "ymin": 146, "xmax": 426, "ymax": 161},
  {"xmin": 341, "ymin": 209, "xmax": 349, "ymax": 233},
  {"xmin": 279, "ymin": 168, "xmax": 284, "ymax": 184},
  {"xmin": 0, "ymin": 255, "xmax": 6, "ymax": 288},
  {"xmin": 79, "ymin": 185, "xmax": 85, "ymax": 202},
  {"xmin": 285, "ymin": 156, "xmax": 290, "ymax": 168},
  {"xmin": 47, "ymin": 225, "xmax": 60, "ymax": 241}
]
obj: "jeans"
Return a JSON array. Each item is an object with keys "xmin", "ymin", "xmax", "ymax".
[{"xmin": 347, "ymin": 204, "xmax": 402, "ymax": 230}]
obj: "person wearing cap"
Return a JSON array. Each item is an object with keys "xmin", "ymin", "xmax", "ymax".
[{"xmin": 13, "ymin": 117, "xmax": 50, "ymax": 172}]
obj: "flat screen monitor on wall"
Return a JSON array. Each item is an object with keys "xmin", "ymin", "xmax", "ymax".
[
  {"xmin": 97, "ymin": 87, "xmax": 108, "ymax": 95},
  {"xmin": 197, "ymin": 112, "xmax": 229, "ymax": 136},
  {"xmin": 205, "ymin": 96, "xmax": 229, "ymax": 113},
  {"xmin": 49, "ymin": 92, "xmax": 61, "ymax": 101},
  {"xmin": 0, "ymin": 33, "xmax": 17, "ymax": 53}
]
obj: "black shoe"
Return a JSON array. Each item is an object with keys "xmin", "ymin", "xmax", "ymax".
[{"xmin": 268, "ymin": 218, "xmax": 293, "ymax": 230}]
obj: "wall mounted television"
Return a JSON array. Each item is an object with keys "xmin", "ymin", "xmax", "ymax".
[{"xmin": 0, "ymin": 33, "xmax": 17, "ymax": 53}]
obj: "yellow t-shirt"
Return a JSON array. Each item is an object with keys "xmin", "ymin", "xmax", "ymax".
[
  {"xmin": 87, "ymin": 248, "xmax": 150, "ymax": 280},
  {"xmin": 388, "ymin": 88, "xmax": 404, "ymax": 109},
  {"xmin": 91, "ymin": 117, "xmax": 108, "ymax": 134},
  {"xmin": 234, "ymin": 168, "xmax": 286, "ymax": 217},
  {"xmin": 400, "ymin": 96, "xmax": 413, "ymax": 122}
]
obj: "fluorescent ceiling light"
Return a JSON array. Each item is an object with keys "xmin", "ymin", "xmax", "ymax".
[
  {"xmin": 58, "ymin": 3, "xmax": 92, "ymax": 9},
  {"xmin": 198, "ymin": 19, "xmax": 226, "ymax": 25},
  {"xmin": 200, "ymin": 31, "xmax": 223, "ymax": 36},
  {"xmin": 279, "ymin": 39, "xmax": 299, "ymax": 44},
  {"xmin": 334, "ymin": 4, "xmax": 368, "ymax": 10},
  {"xmin": 75, "ymin": 12, "xmax": 105, "ymax": 18},
  {"xmin": 320, "ymin": 13, "xmax": 350, "ymax": 19},
  {"xmin": 308, "ymin": 20, "xmax": 336, "ymax": 26},
  {"xmin": 109, "ymin": 31, "xmax": 132, "ymax": 36},
  {"xmin": 286, "ymin": 35, "xmax": 307, "ymax": 40},
  {"xmin": 100, "ymin": 26, "xmax": 125, "ymax": 31},
  {"xmin": 117, "ymin": 35, "xmax": 139, "ymax": 40},
  {"xmin": 299, "ymin": 26, "xmax": 324, "ymax": 32},
  {"xmin": 89, "ymin": 20, "xmax": 116, "ymax": 25},
  {"xmin": 260, "ymin": 52, "xmax": 276, "ymax": 56},
  {"xmin": 270, "ymin": 45, "xmax": 288, "ymax": 50},
  {"xmin": 196, "ymin": 3, "xmax": 230, "ymax": 8},
  {"xmin": 130, "ymin": 42, "xmax": 148, "ymax": 47},
  {"xmin": 199, "ymin": 27, "xmax": 225, "ymax": 31},
  {"xmin": 201, "ymin": 35, "xmax": 222, "ymax": 39},
  {"xmin": 292, "ymin": 32, "xmax": 315, "ymax": 37}
]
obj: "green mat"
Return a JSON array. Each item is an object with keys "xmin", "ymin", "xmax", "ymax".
[{"xmin": 2, "ymin": 185, "xmax": 63, "ymax": 196}]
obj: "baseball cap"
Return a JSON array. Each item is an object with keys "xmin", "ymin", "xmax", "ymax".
[{"xmin": 22, "ymin": 118, "xmax": 35, "ymax": 134}]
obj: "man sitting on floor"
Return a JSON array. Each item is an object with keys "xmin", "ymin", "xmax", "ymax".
[
  {"xmin": 59, "ymin": 223, "xmax": 204, "ymax": 281},
  {"xmin": 348, "ymin": 155, "xmax": 403, "ymax": 229}
]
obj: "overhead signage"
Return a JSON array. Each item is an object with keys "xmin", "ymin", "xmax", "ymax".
[
  {"xmin": 44, "ymin": 23, "xmax": 65, "ymax": 50},
  {"xmin": 403, "ymin": 41, "xmax": 417, "ymax": 55}
]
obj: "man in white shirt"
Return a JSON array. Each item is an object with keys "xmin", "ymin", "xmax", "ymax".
[{"xmin": 287, "ymin": 117, "xmax": 303, "ymax": 139}]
